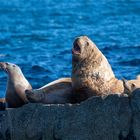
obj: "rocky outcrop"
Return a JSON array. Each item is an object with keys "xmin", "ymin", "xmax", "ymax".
[{"xmin": 1, "ymin": 89, "xmax": 140, "ymax": 140}]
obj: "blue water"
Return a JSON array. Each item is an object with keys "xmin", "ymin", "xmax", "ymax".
[{"xmin": 0, "ymin": 0, "xmax": 140, "ymax": 97}]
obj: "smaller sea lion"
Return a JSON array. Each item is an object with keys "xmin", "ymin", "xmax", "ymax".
[
  {"xmin": 25, "ymin": 78, "xmax": 74, "ymax": 104},
  {"xmin": 123, "ymin": 77, "xmax": 140, "ymax": 95},
  {"xmin": 0, "ymin": 62, "xmax": 32, "ymax": 108}
]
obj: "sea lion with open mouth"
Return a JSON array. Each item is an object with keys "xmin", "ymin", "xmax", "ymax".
[
  {"xmin": 71, "ymin": 36, "xmax": 124, "ymax": 102},
  {"xmin": 26, "ymin": 36, "xmax": 125, "ymax": 104},
  {"xmin": 0, "ymin": 62, "xmax": 32, "ymax": 108}
]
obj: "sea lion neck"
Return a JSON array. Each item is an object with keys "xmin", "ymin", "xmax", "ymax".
[
  {"xmin": 7, "ymin": 69, "xmax": 29, "ymax": 87},
  {"xmin": 8, "ymin": 69, "xmax": 23, "ymax": 79},
  {"xmin": 72, "ymin": 50, "xmax": 103, "ymax": 76}
]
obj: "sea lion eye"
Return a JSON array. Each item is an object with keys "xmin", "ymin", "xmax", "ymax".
[
  {"xmin": 13, "ymin": 65, "xmax": 15, "ymax": 67},
  {"xmin": 5, "ymin": 62, "xmax": 9, "ymax": 65}
]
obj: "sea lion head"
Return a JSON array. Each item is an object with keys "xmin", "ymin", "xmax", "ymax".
[
  {"xmin": 72, "ymin": 36, "xmax": 99, "ymax": 62},
  {"xmin": 0, "ymin": 62, "xmax": 22, "ymax": 76}
]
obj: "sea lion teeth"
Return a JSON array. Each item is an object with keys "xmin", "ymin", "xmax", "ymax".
[{"xmin": 0, "ymin": 62, "xmax": 32, "ymax": 108}]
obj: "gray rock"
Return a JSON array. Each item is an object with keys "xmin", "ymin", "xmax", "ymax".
[{"xmin": 1, "ymin": 91, "xmax": 140, "ymax": 140}]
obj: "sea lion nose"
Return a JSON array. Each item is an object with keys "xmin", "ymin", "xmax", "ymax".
[{"xmin": 75, "ymin": 37, "xmax": 89, "ymax": 48}]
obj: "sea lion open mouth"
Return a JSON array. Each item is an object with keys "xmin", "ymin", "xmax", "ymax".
[
  {"xmin": 0, "ymin": 62, "xmax": 8, "ymax": 72},
  {"xmin": 72, "ymin": 41, "xmax": 81, "ymax": 55}
]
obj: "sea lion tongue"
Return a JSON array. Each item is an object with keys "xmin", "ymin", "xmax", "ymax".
[{"xmin": 72, "ymin": 39, "xmax": 81, "ymax": 54}]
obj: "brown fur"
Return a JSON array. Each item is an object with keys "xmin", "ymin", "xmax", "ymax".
[
  {"xmin": 0, "ymin": 62, "xmax": 32, "ymax": 108},
  {"xmin": 25, "ymin": 78, "xmax": 74, "ymax": 104},
  {"xmin": 26, "ymin": 36, "xmax": 125, "ymax": 104},
  {"xmin": 72, "ymin": 36, "xmax": 124, "ymax": 102}
]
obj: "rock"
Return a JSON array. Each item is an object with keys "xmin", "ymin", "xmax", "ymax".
[
  {"xmin": 130, "ymin": 88, "xmax": 140, "ymax": 140},
  {"xmin": 1, "ymin": 92, "xmax": 140, "ymax": 140}
]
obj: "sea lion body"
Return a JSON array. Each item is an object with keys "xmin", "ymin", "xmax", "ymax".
[
  {"xmin": 0, "ymin": 62, "xmax": 32, "ymax": 108},
  {"xmin": 25, "ymin": 78, "xmax": 74, "ymax": 104},
  {"xmin": 72, "ymin": 36, "xmax": 124, "ymax": 102}
]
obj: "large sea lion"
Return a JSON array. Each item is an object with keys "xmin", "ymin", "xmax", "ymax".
[
  {"xmin": 0, "ymin": 62, "xmax": 32, "ymax": 108},
  {"xmin": 71, "ymin": 36, "xmax": 125, "ymax": 102},
  {"xmin": 26, "ymin": 36, "xmax": 125, "ymax": 104}
]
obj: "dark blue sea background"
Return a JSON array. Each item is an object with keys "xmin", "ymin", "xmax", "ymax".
[{"xmin": 0, "ymin": 0, "xmax": 140, "ymax": 97}]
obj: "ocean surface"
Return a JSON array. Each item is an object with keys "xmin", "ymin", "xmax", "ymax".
[{"xmin": 0, "ymin": 0, "xmax": 140, "ymax": 97}]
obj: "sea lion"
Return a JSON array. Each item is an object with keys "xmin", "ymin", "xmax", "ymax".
[
  {"xmin": 0, "ymin": 62, "xmax": 32, "ymax": 108},
  {"xmin": 123, "ymin": 77, "xmax": 140, "ymax": 95},
  {"xmin": 25, "ymin": 78, "xmax": 73, "ymax": 104},
  {"xmin": 26, "ymin": 36, "xmax": 125, "ymax": 104},
  {"xmin": 71, "ymin": 36, "xmax": 124, "ymax": 102}
]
